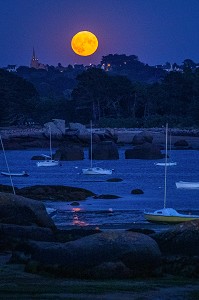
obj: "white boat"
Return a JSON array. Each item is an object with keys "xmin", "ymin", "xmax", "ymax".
[
  {"xmin": 144, "ymin": 208, "xmax": 199, "ymax": 224},
  {"xmin": 155, "ymin": 162, "xmax": 177, "ymax": 166},
  {"xmin": 36, "ymin": 154, "xmax": 59, "ymax": 167},
  {"xmin": 144, "ymin": 123, "xmax": 199, "ymax": 224},
  {"xmin": 176, "ymin": 181, "xmax": 199, "ymax": 189},
  {"xmin": 0, "ymin": 135, "xmax": 16, "ymax": 194},
  {"xmin": 36, "ymin": 126, "xmax": 59, "ymax": 167},
  {"xmin": 1, "ymin": 171, "xmax": 29, "ymax": 177},
  {"xmin": 82, "ymin": 167, "xmax": 113, "ymax": 175},
  {"xmin": 82, "ymin": 121, "xmax": 113, "ymax": 175}
]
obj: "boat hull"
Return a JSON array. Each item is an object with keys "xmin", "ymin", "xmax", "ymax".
[
  {"xmin": 176, "ymin": 181, "xmax": 199, "ymax": 189},
  {"xmin": 82, "ymin": 167, "xmax": 112, "ymax": 175},
  {"xmin": 155, "ymin": 162, "xmax": 177, "ymax": 166},
  {"xmin": 1, "ymin": 171, "xmax": 29, "ymax": 177},
  {"xmin": 144, "ymin": 213, "xmax": 199, "ymax": 224},
  {"xmin": 37, "ymin": 160, "xmax": 59, "ymax": 167}
]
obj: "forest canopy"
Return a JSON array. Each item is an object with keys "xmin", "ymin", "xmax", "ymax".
[{"xmin": 1, "ymin": 54, "xmax": 199, "ymax": 128}]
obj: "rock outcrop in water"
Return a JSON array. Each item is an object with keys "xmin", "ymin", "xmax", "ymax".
[
  {"xmin": 0, "ymin": 184, "xmax": 95, "ymax": 201},
  {"xmin": 125, "ymin": 143, "xmax": 164, "ymax": 159},
  {"xmin": 54, "ymin": 144, "xmax": 84, "ymax": 160},
  {"xmin": 91, "ymin": 141, "xmax": 119, "ymax": 160},
  {"xmin": 125, "ymin": 131, "xmax": 164, "ymax": 159}
]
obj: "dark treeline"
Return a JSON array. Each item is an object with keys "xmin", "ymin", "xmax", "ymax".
[{"xmin": 1, "ymin": 54, "xmax": 199, "ymax": 128}]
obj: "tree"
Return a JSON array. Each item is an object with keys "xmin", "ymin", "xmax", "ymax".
[
  {"xmin": 0, "ymin": 69, "xmax": 38, "ymax": 125},
  {"xmin": 71, "ymin": 68, "xmax": 135, "ymax": 123},
  {"xmin": 183, "ymin": 59, "xmax": 196, "ymax": 70}
]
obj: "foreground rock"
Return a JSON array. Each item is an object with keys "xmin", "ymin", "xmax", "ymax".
[
  {"xmin": 152, "ymin": 219, "xmax": 199, "ymax": 256},
  {"xmin": 152, "ymin": 220, "xmax": 199, "ymax": 277},
  {"xmin": 0, "ymin": 192, "xmax": 55, "ymax": 229},
  {"xmin": 22, "ymin": 231, "xmax": 161, "ymax": 278}
]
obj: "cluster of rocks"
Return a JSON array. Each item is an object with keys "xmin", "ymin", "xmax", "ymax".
[
  {"xmin": 0, "ymin": 189, "xmax": 199, "ymax": 280},
  {"xmin": 1, "ymin": 120, "xmax": 198, "ymax": 154}
]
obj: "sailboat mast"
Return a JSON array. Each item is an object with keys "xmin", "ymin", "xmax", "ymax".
[
  {"xmin": 49, "ymin": 125, "xmax": 52, "ymax": 159},
  {"xmin": 164, "ymin": 123, "xmax": 168, "ymax": 208},
  {"xmin": 0, "ymin": 135, "xmax": 16, "ymax": 195},
  {"xmin": 90, "ymin": 120, "xmax": 93, "ymax": 168}
]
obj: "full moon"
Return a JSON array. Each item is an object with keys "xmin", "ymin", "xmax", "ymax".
[{"xmin": 71, "ymin": 31, "xmax": 98, "ymax": 56}]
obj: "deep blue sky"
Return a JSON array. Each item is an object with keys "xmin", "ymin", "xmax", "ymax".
[{"xmin": 1, "ymin": 0, "xmax": 199, "ymax": 68}]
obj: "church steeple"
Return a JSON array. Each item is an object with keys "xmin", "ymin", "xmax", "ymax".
[
  {"xmin": 32, "ymin": 47, "xmax": 36, "ymax": 59},
  {"xmin": 30, "ymin": 47, "xmax": 39, "ymax": 68},
  {"xmin": 30, "ymin": 47, "xmax": 47, "ymax": 70}
]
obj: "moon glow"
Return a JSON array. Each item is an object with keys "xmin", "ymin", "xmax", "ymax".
[{"xmin": 71, "ymin": 31, "xmax": 98, "ymax": 56}]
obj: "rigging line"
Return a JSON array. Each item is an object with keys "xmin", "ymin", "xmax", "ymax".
[
  {"xmin": 90, "ymin": 120, "xmax": 93, "ymax": 168},
  {"xmin": 164, "ymin": 123, "xmax": 168, "ymax": 209},
  {"xmin": 0, "ymin": 135, "xmax": 16, "ymax": 195}
]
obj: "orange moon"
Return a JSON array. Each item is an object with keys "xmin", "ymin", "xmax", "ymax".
[{"xmin": 71, "ymin": 31, "xmax": 98, "ymax": 56}]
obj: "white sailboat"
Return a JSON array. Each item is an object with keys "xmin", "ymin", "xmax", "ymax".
[
  {"xmin": 155, "ymin": 128, "xmax": 177, "ymax": 166},
  {"xmin": 82, "ymin": 121, "xmax": 113, "ymax": 175},
  {"xmin": 144, "ymin": 123, "xmax": 199, "ymax": 224},
  {"xmin": 176, "ymin": 181, "xmax": 199, "ymax": 189},
  {"xmin": 0, "ymin": 135, "xmax": 16, "ymax": 194},
  {"xmin": 36, "ymin": 126, "xmax": 59, "ymax": 167}
]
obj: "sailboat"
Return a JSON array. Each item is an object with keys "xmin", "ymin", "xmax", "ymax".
[
  {"xmin": 0, "ymin": 136, "xmax": 18, "ymax": 195},
  {"xmin": 36, "ymin": 126, "xmax": 59, "ymax": 167},
  {"xmin": 175, "ymin": 181, "xmax": 199, "ymax": 189},
  {"xmin": 155, "ymin": 128, "xmax": 177, "ymax": 166},
  {"xmin": 144, "ymin": 123, "xmax": 199, "ymax": 224},
  {"xmin": 82, "ymin": 121, "xmax": 113, "ymax": 175},
  {"xmin": 0, "ymin": 135, "xmax": 29, "ymax": 182}
]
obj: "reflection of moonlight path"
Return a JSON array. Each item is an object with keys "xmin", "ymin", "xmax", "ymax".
[{"xmin": 71, "ymin": 31, "xmax": 98, "ymax": 56}]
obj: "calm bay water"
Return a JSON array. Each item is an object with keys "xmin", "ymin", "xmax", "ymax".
[{"xmin": 0, "ymin": 148, "xmax": 199, "ymax": 231}]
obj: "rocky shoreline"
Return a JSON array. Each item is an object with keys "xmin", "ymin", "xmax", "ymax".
[
  {"xmin": 0, "ymin": 189, "xmax": 199, "ymax": 298},
  {"xmin": 1, "ymin": 123, "xmax": 199, "ymax": 151}
]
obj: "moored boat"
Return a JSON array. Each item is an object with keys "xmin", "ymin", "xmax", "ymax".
[
  {"xmin": 82, "ymin": 167, "xmax": 113, "ymax": 175},
  {"xmin": 1, "ymin": 171, "xmax": 29, "ymax": 177},
  {"xmin": 36, "ymin": 125, "xmax": 60, "ymax": 167},
  {"xmin": 82, "ymin": 121, "xmax": 113, "ymax": 175},
  {"xmin": 144, "ymin": 208, "xmax": 199, "ymax": 224},
  {"xmin": 144, "ymin": 123, "xmax": 199, "ymax": 224},
  {"xmin": 176, "ymin": 181, "xmax": 199, "ymax": 189},
  {"xmin": 155, "ymin": 162, "xmax": 177, "ymax": 166}
]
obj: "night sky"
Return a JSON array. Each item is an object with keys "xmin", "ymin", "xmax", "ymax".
[{"xmin": 1, "ymin": 0, "xmax": 199, "ymax": 68}]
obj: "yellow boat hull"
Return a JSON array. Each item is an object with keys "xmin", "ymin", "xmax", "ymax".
[{"xmin": 144, "ymin": 213, "xmax": 199, "ymax": 224}]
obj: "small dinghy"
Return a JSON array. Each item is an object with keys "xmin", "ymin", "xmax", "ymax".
[{"xmin": 1, "ymin": 171, "xmax": 29, "ymax": 177}]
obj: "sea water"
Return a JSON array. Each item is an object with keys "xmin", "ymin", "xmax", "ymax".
[{"xmin": 0, "ymin": 148, "xmax": 199, "ymax": 231}]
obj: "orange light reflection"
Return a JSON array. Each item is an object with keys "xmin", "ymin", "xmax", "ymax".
[{"xmin": 72, "ymin": 207, "xmax": 88, "ymax": 227}]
